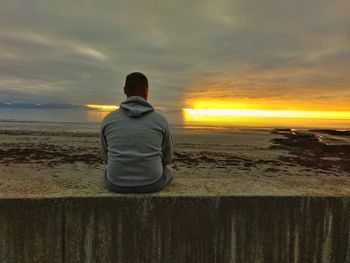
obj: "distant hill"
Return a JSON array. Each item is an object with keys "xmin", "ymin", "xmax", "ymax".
[{"xmin": 0, "ymin": 103, "xmax": 88, "ymax": 110}]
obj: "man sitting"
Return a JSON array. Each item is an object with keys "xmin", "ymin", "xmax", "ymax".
[{"xmin": 100, "ymin": 72, "xmax": 173, "ymax": 193}]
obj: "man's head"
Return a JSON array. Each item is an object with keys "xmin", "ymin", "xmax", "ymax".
[{"xmin": 124, "ymin": 72, "xmax": 149, "ymax": 100}]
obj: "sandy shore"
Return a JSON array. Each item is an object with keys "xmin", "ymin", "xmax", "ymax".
[{"xmin": 0, "ymin": 123, "xmax": 349, "ymax": 197}]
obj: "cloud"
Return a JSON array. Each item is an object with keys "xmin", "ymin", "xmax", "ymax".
[
  {"xmin": 0, "ymin": 0, "xmax": 349, "ymax": 109},
  {"xmin": 0, "ymin": 31, "xmax": 106, "ymax": 61}
]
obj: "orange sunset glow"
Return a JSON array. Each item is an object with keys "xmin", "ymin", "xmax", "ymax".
[
  {"xmin": 183, "ymin": 108, "xmax": 350, "ymax": 120},
  {"xmin": 187, "ymin": 98, "xmax": 350, "ymax": 112},
  {"xmin": 86, "ymin": 104, "xmax": 118, "ymax": 111},
  {"xmin": 183, "ymin": 99, "xmax": 350, "ymax": 127}
]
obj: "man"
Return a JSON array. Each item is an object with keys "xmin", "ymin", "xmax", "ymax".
[{"xmin": 100, "ymin": 72, "xmax": 173, "ymax": 193}]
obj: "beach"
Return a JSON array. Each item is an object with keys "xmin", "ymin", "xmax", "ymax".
[{"xmin": 0, "ymin": 121, "xmax": 349, "ymax": 197}]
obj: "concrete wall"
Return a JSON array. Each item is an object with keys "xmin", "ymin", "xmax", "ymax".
[{"xmin": 0, "ymin": 196, "xmax": 349, "ymax": 263}]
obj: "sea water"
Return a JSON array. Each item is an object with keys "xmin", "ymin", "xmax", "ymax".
[{"xmin": 0, "ymin": 108, "xmax": 350, "ymax": 130}]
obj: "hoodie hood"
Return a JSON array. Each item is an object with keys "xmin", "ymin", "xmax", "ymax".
[{"xmin": 119, "ymin": 96, "xmax": 154, "ymax": 118}]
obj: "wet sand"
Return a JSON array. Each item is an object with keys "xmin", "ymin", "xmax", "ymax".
[{"xmin": 0, "ymin": 123, "xmax": 349, "ymax": 197}]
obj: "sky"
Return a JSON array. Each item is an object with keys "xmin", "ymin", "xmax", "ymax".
[{"xmin": 0, "ymin": 0, "xmax": 349, "ymax": 111}]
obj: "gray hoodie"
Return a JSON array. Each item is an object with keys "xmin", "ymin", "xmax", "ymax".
[{"xmin": 100, "ymin": 96, "xmax": 173, "ymax": 187}]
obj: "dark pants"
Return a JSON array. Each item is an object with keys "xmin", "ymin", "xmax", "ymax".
[{"xmin": 104, "ymin": 167, "xmax": 173, "ymax": 193}]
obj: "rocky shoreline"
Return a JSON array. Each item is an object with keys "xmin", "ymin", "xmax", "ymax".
[{"xmin": 271, "ymin": 129, "xmax": 350, "ymax": 173}]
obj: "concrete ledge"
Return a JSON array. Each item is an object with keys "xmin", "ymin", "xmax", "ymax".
[{"xmin": 1, "ymin": 196, "xmax": 349, "ymax": 263}]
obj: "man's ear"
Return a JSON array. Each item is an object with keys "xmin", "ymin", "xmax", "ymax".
[
  {"xmin": 144, "ymin": 87, "xmax": 149, "ymax": 100},
  {"xmin": 124, "ymin": 86, "xmax": 128, "ymax": 96}
]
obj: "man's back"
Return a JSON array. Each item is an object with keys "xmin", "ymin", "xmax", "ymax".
[{"xmin": 100, "ymin": 96, "xmax": 173, "ymax": 187}]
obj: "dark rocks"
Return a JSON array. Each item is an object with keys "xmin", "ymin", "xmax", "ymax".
[{"xmin": 271, "ymin": 129, "xmax": 350, "ymax": 173}]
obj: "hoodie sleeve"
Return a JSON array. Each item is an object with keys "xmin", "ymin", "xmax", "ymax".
[
  {"xmin": 100, "ymin": 124, "xmax": 108, "ymax": 163},
  {"xmin": 162, "ymin": 119, "xmax": 173, "ymax": 165}
]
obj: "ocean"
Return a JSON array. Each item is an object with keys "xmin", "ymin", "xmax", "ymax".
[{"xmin": 0, "ymin": 108, "xmax": 350, "ymax": 130}]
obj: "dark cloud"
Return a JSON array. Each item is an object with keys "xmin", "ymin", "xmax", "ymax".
[{"xmin": 0, "ymin": 0, "xmax": 349, "ymax": 109}]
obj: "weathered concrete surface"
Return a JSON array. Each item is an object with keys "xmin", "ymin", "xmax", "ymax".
[{"xmin": 0, "ymin": 196, "xmax": 349, "ymax": 263}]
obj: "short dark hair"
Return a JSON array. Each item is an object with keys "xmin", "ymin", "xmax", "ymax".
[{"xmin": 124, "ymin": 72, "xmax": 148, "ymax": 94}]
